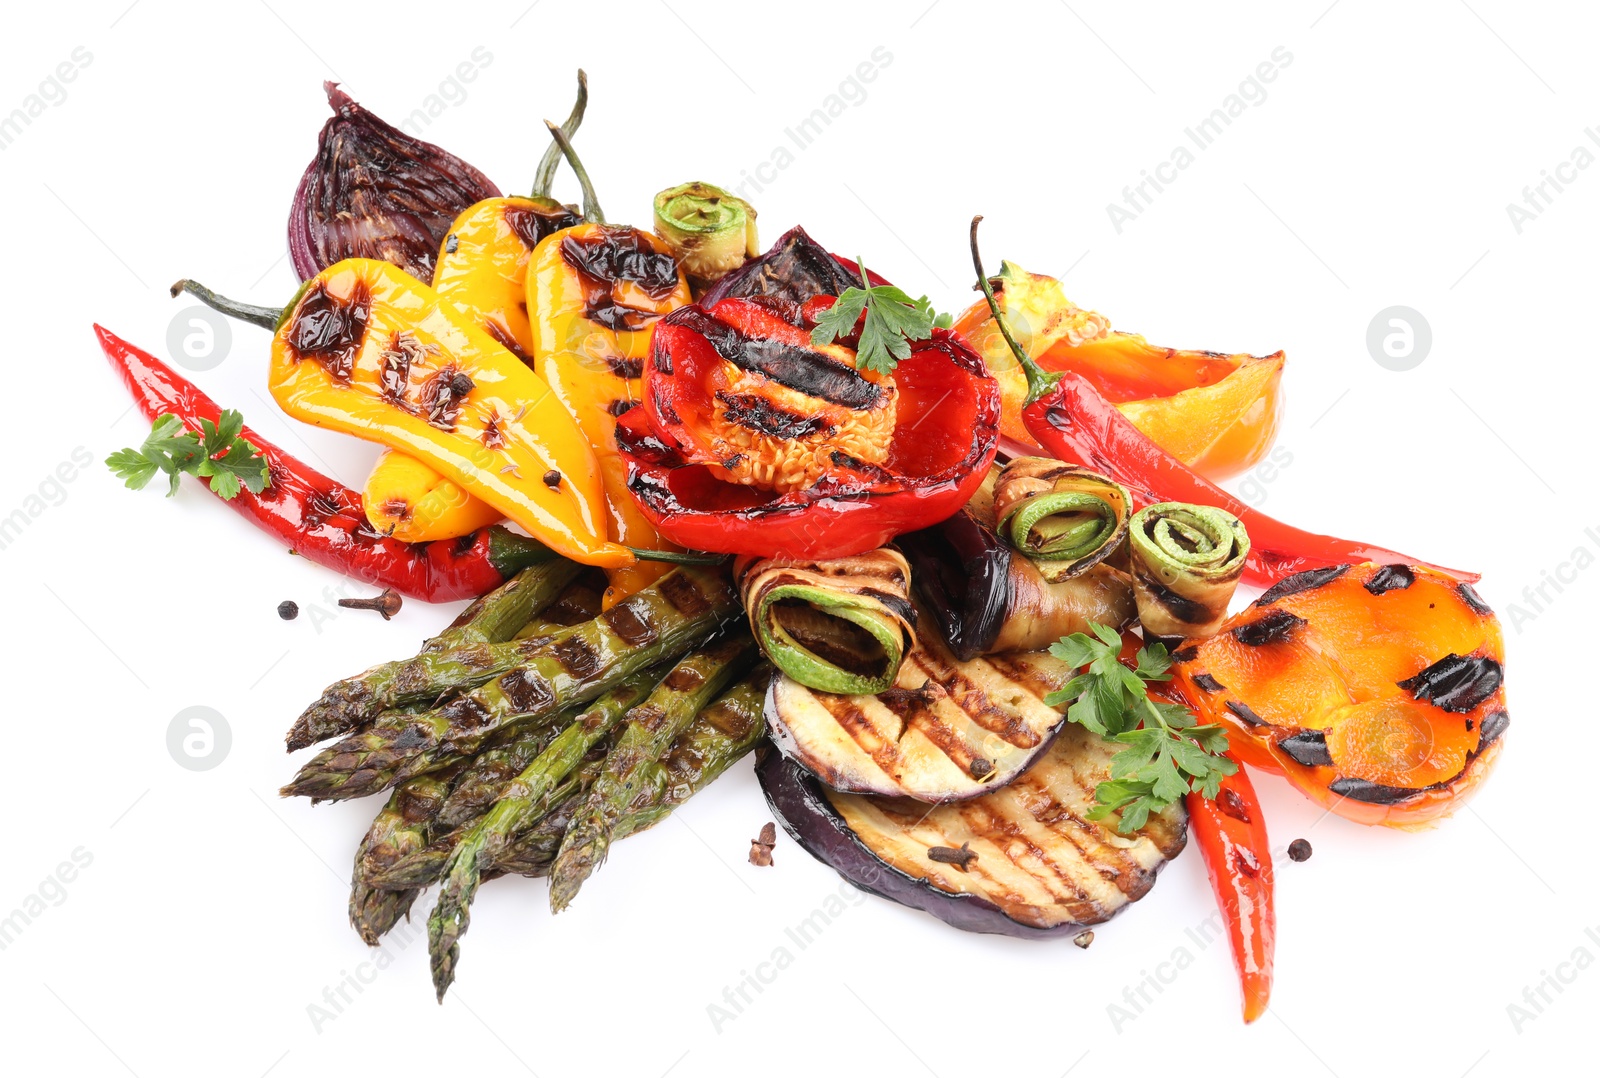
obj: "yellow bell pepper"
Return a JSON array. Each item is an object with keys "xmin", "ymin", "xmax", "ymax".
[
  {"xmin": 271, "ymin": 258, "xmax": 631, "ymax": 569},
  {"xmin": 952, "ymin": 261, "xmax": 1285, "ymax": 481},
  {"xmin": 362, "ymin": 196, "xmax": 581, "ymax": 541},
  {"xmin": 528, "ymin": 221, "xmax": 691, "ymax": 605}
]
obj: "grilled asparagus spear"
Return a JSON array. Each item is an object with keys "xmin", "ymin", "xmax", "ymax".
[
  {"xmin": 513, "ymin": 578, "xmax": 604, "ymax": 643},
  {"xmin": 547, "ymin": 633, "xmax": 756, "ymax": 914},
  {"xmin": 288, "ymin": 559, "xmax": 583, "ymax": 750},
  {"xmin": 429, "ymin": 662, "xmax": 768, "ymax": 998},
  {"xmin": 349, "ymin": 762, "xmax": 464, "ymax": 944},
  {"xmin": 496, "ymin": 669, "xmax": 769, "ymax": 875},
  {"xmin": 281, "ymin": 567, "xmax": 740, "ymax": 801},
  {"xmin": 372, "ymin": 673, "xmax": 662, "ymax": 888}
]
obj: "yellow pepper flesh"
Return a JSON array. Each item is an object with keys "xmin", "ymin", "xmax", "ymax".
[
  {"xmin": 363, "ymin": 448, "xmax": 506, "ymax": 541},
  {"xmin": 528, "ymin": 222, "xmax": 691, "ymax": 605},
  {"xmin": 271, "ymin": 259, "xmax": 631, "ymax": 569}
]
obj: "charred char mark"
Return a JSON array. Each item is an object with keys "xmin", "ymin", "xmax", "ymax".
[
  {"xmin": 498, "ymin": 668, "xmax": 556, "ymax": 715},
  {"xmin": 1326, "ymin": 777, "xmax": 1424, "ymax": 804},
  {"xmin": 1216, "ymin": 787, "xmax": 1251, "ymax": 823},
  {"xmin": 290, "ymin": 279, "xmax": 371, "ymax": 380},
  {"xmin": 1226, "ymin": 700, "xmax": 1269, "ymax": 727},
  {"xmin": 716, "ymin": 391, "xmax": 832, "ymax": 440},
  {"xmin": 602, "ymin": 600, "xmax": 658, "ymax": 647},
  {"xmin": 504, "ymin": 202, "xmax": 579, "ymax": 251},
  {"xmin": 664, "ymin": 665, "xmax": 705, "ymax": 692},
  {"xmin": 664, "ymin": 306, "xmax": 882, "ymax": 409},
  {"xmin": 1458, "ymin": 583, "xmax": 1495, "ymax": 616},
  {"xmin": 1191, "ymin": 673, "xmax": 1225, "ymax": 694},
  {"xmin": 395, "ymin": 784, "xmax": 446, "ymax": 823},
  {"xmin": 713, "ymin": 227, "xmax": 859, "ymax": 305},
  {"xmin": 860, "ymin": 590, "xmax": 916, "ymax": 630},
  {"xmin": 603, "ymin": 354, "xmax": 645, "ymax": 379},
  {"xmin": 1478, "ymin": 710, "xmax": 1510, "ymax": 746},
  {"xmin": 390, "ymin": 723, "xmax": 435, "ymax": 751},
  {"xmin": 1232, "ymin": 610, "xmax": 1307, "ymax": 647},
  {"xmin": 379, "ymin": 498, "xmax": 411, "ymax": 522},
  {"xmin": 1277, "ymin": 730, "xmax": 1333, "ymax": 767},
  {"xmin": 1132, "ymin": 566, "xmax": 1214, "ymax": 626},
  {"xmin": 629, "ymin": 703, "xmax": 669, "ymax": 733},
  {"xmin": 829, "ymin": 451, "xmax": 895, "ymax": 482},
  {"xmin": 1398, "ymin": 654, "xmax": 1503, "ymax": 713},
  {"xmin": 607, "ymin": 399, "xmax": 637, "ymax": 417},
  {"xmin": 418, "ymin": 365, "xmax": 470, "ymax": 431},
  {"xmin": 439, "ymin": 696, "xmax": 492, "ymax": 730},
  {"xmin": 483, "ymin": 319, "xmax": 534, "ymax": 366},
  {"xmin": 560, "ymin": 227, "xmax": 680, "ymax": 331},
  {"xmin": 548, "ymin": 636, "xmax": 602, "ymax": 680},
  {"xmin": 1255, "ymin": 564, "xmax": 1352, "ymax": 605},
  {"xmin": 1363, "ymin": 563, "xmax": 1415, "ymax": 596},
  {"xmin": 658, "ymin": 571, "xmax": 712, "ymax": 617},
  {"xmin": 1170, "ymin": 645, "xmax": 1200, "ymax": 663}
]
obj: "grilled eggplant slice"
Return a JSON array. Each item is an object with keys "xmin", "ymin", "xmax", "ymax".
[
  {"xmin": 758, "ymin": 724, "xmax": 1187, "ymax": 937},
  {"xmin": 765, "ymin": 619, "xmax": 1076, "ymax": 802}
]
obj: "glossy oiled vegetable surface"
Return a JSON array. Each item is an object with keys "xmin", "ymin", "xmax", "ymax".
[{"xmin": 1174, "ymin": 562, "xmax": 1507, "ymax": 827}]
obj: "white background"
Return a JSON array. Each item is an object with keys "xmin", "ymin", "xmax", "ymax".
[{"xmin": 0, "ymin": 2, "xmax": 1591, "ymax": 1075}]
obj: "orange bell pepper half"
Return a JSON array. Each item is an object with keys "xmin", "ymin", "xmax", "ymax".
[
  {"xmin": 1172, "ymin": 562, "xmax": 1507, "ymax": 829},
  {"xmin": 951, "ymin": 262, "xmax": 1284, "ymax": 480}
]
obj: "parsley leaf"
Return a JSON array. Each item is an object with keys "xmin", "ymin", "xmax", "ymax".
[
  {"xmin": 106, "ymin": 410, "xmax": 271, "ymax": 502},
  {"xmin": 1046, "ymin": 624, "xmax": 1236, "ymax": 834},
  {"xmin": 808, "ymin": 258, "xmax": 947, "ymax": 375}
]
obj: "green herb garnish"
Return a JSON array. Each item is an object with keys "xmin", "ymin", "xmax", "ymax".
[
  {"xmin": 107, "ymin": 410, "xmax": 271, "ymax": 501},
  {"xmin": 1046, "ymin": 623, "xmax": 1236, "ymax": 834},
  {"xmin": 809, "ymin": 258, "xmax": 949, "ymax": 375}
]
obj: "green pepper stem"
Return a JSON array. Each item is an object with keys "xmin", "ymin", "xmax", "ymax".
[
  {"xmin": 968, "ymin": 215, "xmax": 1058, "ymax": 405},
  {"xmin": 532, "ymin": 70, "xmax": 588, "ymax": 199},
  {"xmin": 543, "ymin": 119, "xmax": 604, "ymax": 224},
  {"xmin": 170, "ymin": 279, "xmax": 283, "ymax": 331},
  {"xmin": 628, "ymin": 547, "xmax": 729, "ymax": 565}
]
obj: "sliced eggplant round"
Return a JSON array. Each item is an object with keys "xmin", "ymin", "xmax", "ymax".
[
  {"xmin": 764, "ymin": 623, "xmax": 1075, "ymax": 802},
  {"xmin": 757, "ymin": 723, "xmax": 1188, "ymax": 938}
]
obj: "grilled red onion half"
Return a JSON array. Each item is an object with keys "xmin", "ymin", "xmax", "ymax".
[{"xmin": 288, "ymin": 82, "xmax": 500, "ymax": 283}]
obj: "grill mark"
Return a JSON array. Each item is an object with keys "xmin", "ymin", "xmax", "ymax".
[
  {"xmin": 483, "ymin": 319, "xmax": 534, "ymax": 366},
  {"xmin": 664, "ymin": 665, "xmax": 705, "ymax": 692},
  {"xmin": 955, "ymin": 799, "xmax": 1101, "ymax": 917},
  {"xmin": 1131, "ymin": 564, "xmax": 1214, "ymax": 625},
  {"xmin": 1255, "ymin": 564, "xmax": 1352, "ymax": 605},
  {"xmin": 1364, "ymin": 563, "xmax": 1415, "ymax": 596},
  {"xmin": 601, "ymin": 601, "xmax": 657, "ymax": 647},
  {"xmin": 560, "ymin": 228, "xmax": 679, "ymax": 332},
  {"xmin": 289, "ymin": 279, "xmax": 371, "ymax": 381},
  {"xmin": 548, "ymin": 636, "xmax": 601, "ymax": 679},
  {"xmin": 499, "ymin": 668, "xmax": 555, "ymax": 715},
  {"xmin": 1192, "ymin": 673, "xmax": 1224, "ymax": 693},
  {"xmin": 815, "ymin": 694, "xmax": 905, "ymax": 783},
  {"xmin": 1277, "ymin": 730, "xmax": 1333, "ymax": 767},
  {"xmin": 1458, "ymin": 583, "xmax": 1495, "ymax": 616},
  {"xmin": 628, "ymin": 703, "xmax": 669, "ymax": 733},
  {"xmin": 1325, "ymin": 777, "xmax": 1425, "ymax": 804},
  {"xmin": 715, "ymin": 391, "xmax": 833, "ymax": 439},
  {"xmin": 1171, "ymin": 645, "xmax": 1199, "ymax": 663},
  {"xmin": 1232, "ymin": 610, "xmax": 1307, "ymax": 647},
  {"xmin": 1226, "ymin": 700, "xmax": 1269, "ymax": 727},
  {"xmin": 437, "ymin": 697, "xmax": 490, "ymax": 731},
  {"xmin": 663, "ymin": 305, "xmax": 882, "ymax": 409},
  {"xmin": 1006, "ymin": 773, "xmax": 1151, "ymax": 899},
  {"xmin": 1398, "ymin": 654, "xmax": 1502, "ymax": 713},
  {"xmin": 1478, "ymin": 709, "xmax": 1509, "ymax": 746},
  {"xmin": 504, "ymin": 202, "xmax": 577, "ymax": 251},
  {"xmin": 658, "ymin": 572, "xmax": 711, "ymax": 616},
  {"xmin": 904, "ymin": 649, "xmax": 1044, "ymax": 751}
]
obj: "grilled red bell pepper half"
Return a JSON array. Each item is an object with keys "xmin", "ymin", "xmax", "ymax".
[
  {"xmin": 618, "ymin": 297, "xmax": 1000, "ymax": 560},
  {"xmin": 96, "ymin": 325, "xmax": 552, "ymax": 603},
  {"xmin": 964, "ymin": 217, "xmax": 1478, "ymax": 589}
]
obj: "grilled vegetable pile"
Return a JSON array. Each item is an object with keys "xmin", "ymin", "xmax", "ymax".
[{"xmin": 96, "ymin": 72, "xmax": 1511, "ymax": 1024}]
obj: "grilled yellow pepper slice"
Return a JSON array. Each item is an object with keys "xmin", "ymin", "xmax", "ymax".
[
  {"xmin": 271, "ymin": 258, "xmax": 631, "ymax": 569},
  {"xmin": 528, "ymin": 221, "xmax": 691, "ymax": 604}
]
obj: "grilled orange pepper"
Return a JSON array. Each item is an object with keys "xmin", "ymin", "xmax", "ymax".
[
  {"xmin": 270, "ymin": 258, "xmax": 631, "ymax": 568},
  {"xmin": 952, "ymin": 262, "xmax": 1284, "ymax": 480},
  {"xmin": 528, "ymin": 221, "xmax": 690, "ymax": 604},
  {"xmin": 362, "ymin": 75, "xmax": 589, "ymax": 542},
  {"xmin": 1172, "ymin": 563, "xmax": 1506, "ymax": 829}
]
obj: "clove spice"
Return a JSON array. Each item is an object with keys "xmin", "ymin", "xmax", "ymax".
[
  {"xmin": 927, "ymin": 842, "xmax": 978, "ymax": 872},
  {"xmin": 749, "ymin": 822, "xmax": 777, "ymax": 867},
  {"xmin": 338, "ymin": 587, "xmax": 403, "ymax": 620}
]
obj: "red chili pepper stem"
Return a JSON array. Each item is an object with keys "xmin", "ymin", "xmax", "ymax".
[
  {"xmin": 542, "ymin": 119, "xmax": 604, "ymax": 224},
  {"xmin": 969, "ymin": 215, "xmax": 1058, "ymax": 406}
]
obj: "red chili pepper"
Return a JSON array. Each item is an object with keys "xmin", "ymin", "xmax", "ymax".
[
  {"xmin": 96, "ymin": 325, "xmax": 552, "ymax": 603},
  {"xmin": 964, "ymin": 217, "xmax": 1478, "ymax": 588},
  {"xmin": 1187, "ymin": 762, "xmax": 1276, "ymax": 1023},
  {"xmin": 617, "ymin": 299, "xmax": 1000, "ymax": 560}
]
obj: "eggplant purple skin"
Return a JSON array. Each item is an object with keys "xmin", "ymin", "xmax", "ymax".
[
  {"xmin": 289, "ymin": 82, "xmax": 500, "ymax": 283},
  {"xmin": 758, "ymin": 745, "xmax": 1135, "ymax": 940},
  {"xmin": 898, "ymin": 511, "xmax": 1011, "ymax": 661}
]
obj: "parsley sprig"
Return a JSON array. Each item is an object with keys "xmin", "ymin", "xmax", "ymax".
[
  {"xmin": 809, "ymin": 258, "xmax": 952, "ymax": 375},
  {"xmin": 1045, "ymin": 624, "xmax": 1237, "ymax": 834},
  {"xmin": 107, "ymin": 410, "xmax": 271, "ymax": 501}
]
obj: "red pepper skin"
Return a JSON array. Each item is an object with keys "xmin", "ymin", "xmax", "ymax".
[
  {"xmin": 96, "ymin": 325, "xmax": 551, "ymax": 603},
  {"xmin": 1020, "ymin": 372, "xmax": 1479, "ymax": 587},
  {"xmin": 1187, "ymin": 762, "xmax": 1275, "ymax": 1023},
  {"xmin": 619, "ymin": 320, "xmax": 1000, "ymax": 560}
]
